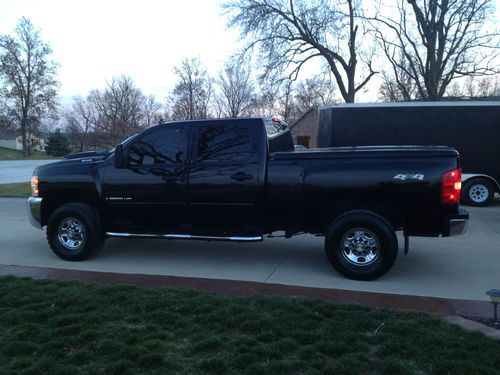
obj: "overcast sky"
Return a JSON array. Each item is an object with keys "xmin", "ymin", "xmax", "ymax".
[
  {"xmin": 0, "ymin": 0, "xmax": 240, "ymax": 102},
  {"xmin": 0, "ymin": 0, "xmax": 499, "ymax": 104}
]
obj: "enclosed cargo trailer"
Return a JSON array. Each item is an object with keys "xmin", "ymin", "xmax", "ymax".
[{"xmin": 318, "ymin": 102, "xmax": 500, "ymax": 206}]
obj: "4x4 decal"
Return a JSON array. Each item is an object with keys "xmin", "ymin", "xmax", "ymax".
[{"xmin": 393, "ymin": 174, "xmax": 424, "ymax": 181}]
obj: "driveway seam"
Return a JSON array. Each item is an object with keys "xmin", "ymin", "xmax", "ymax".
[{"xmin": 262, "ymin": 234, "xmax": 305, "ymax": 284}]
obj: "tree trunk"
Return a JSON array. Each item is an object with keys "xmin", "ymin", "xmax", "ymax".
[{"xmin": 21, "ymin": 117, "xmax": 28, "ymax": 157}]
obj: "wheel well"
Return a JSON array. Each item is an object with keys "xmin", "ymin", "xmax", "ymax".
[
  {"xmin": 332, "ymin": 209, "xmax": 395, "ymax": 228},
  {"xmin": 322, "ymin": 206, "xmax": 403, "ymax": 234},
  {"xmin": 463, "ymin": 176, "xmax": 500, "ymax": 193},
  {"xmin": 41, "ymin": 196, "xmax": 101, "ymax": 227}
]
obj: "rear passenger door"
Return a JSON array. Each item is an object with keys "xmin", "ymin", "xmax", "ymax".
[{"xmin": 188, "ymin": 122, "xmax": 263, "ymax": 236}]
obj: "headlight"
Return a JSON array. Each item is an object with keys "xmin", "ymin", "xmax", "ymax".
[{"xmin": 31, "ymin": 176, "xmax": 39, "ymax": 197}]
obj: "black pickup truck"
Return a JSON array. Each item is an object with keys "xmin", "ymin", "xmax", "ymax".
[{"xmin": 27, "ymin": 118, "xmax": 468, "ymax": 280}]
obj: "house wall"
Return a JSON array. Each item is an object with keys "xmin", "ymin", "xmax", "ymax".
[
  {"xmin": 0, "ymin": 137, "xmax": 46, "ymax": 151},
  {"xmin": 33, "ymin": 137, "xmax": 46, "ymax": 152},
  {"xmin": 14, "ymin": 136, "xmax": 23, "ymax": 150},
  {"xmin": 14, "ymin": 136, "xmax": 46, "ymax": 151},
  {"xmin": 0, "ymin": 139, "xmax": 17, "ymax": 150},
  {"xmin": 289, "ymin": 109, "xmax": 319, "ymax": 148}
]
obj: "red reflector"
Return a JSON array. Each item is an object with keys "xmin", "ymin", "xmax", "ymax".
[{"xmin": 442, "ymin": 169, "xmax": 462, "ymax": 204}]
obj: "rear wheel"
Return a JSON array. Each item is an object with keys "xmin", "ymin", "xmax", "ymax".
[
  {"xmin": 462, "ymin": 178, "xmax": 495, "ymax": 207},
  {"xmin": 325, "ymin": 211, "xmax": 398, "ymax": 281},
  {"xmin": 47, "ymin": 203, "xmax": 104, "ymax": 261}
]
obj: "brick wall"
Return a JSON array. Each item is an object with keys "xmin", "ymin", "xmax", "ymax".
[{"xmin": 289, "ymin": 108, "xmax": 319, "ymax": 148}]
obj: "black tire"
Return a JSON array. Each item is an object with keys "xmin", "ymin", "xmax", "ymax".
[
  {"xmin": 461, "ymin": 178, "xmax": 495, "ymax": 207},
  {"xmin": 325, "ymin": 210, "xmax": 398, "ymax": 281},
  {"xmin": 47, "ymin": 203, "xmax": 104, "ymax": 261}
]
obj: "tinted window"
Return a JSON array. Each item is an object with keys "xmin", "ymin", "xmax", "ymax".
[
  {"xmin": 129, "ymin": 124, "xmax": 187, "ymax": 167},
  {"xmin": 197, "ymin": 124, "xmax": 252, "ymax": 163}
]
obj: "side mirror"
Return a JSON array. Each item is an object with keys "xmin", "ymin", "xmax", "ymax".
[{"xmin": 114, "ymin": 144, "xmax": 128, "ymax": 169}]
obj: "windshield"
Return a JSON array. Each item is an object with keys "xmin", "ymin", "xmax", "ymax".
[{"xmin": 109, "ymin": 133, "xmax": 138, "ymax": 153}]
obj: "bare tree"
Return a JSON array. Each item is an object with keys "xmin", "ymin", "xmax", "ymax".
[
  {"xmin": 464, "ymin": 76, "xmax": 477, "ymax": 98},
  {"xmin": 169, "ymin": 58, "xmax": 212, "ymax": 120},
  {"xmin": 0, "ymin": 17, "xmax": 59, "ymax": 156},
  {"xmin": 476, "ymin": 76, "xmax": 500, "ymax": 97},
  {"xmin": 461, "ymin": 75, "xmax": 500, "ymax": 98},
  {"xmin": 224, "ymin": 0, "xmax": 376, "ymax": 103},
  {"xmin": 142, "ymin": 95, "xmax": 163, "ymax": 127},
  {"xmin": 379, "ymin": 70, "xmax": 419, "ymax": 102},
  {"xmin": 0, "ymin": 98, "xmax": 13, "ymax": 131},
  {"xmin": 214, "ymin": 63, "xmax": 255, "ymax": 118},
  {"xmin": 378, "ymin": 48, "xmax": 419, "ymax": 102},
  {"xmin": 248, "ymin": 75, "xmax": 337, "ymax": 123},
  {"xmin": 63, "ymin": 97, "xmax": 96, "ymax": 152},
  {"xmin": 290, "ymin": 75, "xmax": 337, "ymax": 119},
  {"xmin": 368, "ymin": 0, "xmax": 499, "ymax": 101},
  {"xmin": 64, "ymin": 77, "xmax": 162, "ymax": 149},
  {"xmin": 248, "ymin": 88, "xmax": 284, "ymax": 118},
  {"xmin": 445, "ymin": 81, "xmax": 463, "ymax": 98},
  {"xmin": 92, "ymin": 76, "xmax": 148, "ymax": 146}
]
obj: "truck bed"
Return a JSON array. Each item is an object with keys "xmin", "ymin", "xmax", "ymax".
[{"xmin": 267, "ymin": 145, "xmax": 460, "ymax": 236}]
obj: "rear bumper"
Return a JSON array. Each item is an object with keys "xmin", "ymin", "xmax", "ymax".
[
  {"xmin": 444, "ymin": 209, "xmax": 469, "ymax": 236},
  {"xmin": 27, "ymin": 197, "xmax": 43, "ymax": 230}
]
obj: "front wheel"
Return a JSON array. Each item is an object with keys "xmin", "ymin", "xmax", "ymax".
[
  {"xmin": 325, "ymin": 211, "xmax": 398, "ymax": 281},
  {"xmin": 47, "ymin": 203, "xmax": 104, "ymax": 261},
  {"xmin": 461, "ymin": 178, "xmax": 495, "ymax": 207}
]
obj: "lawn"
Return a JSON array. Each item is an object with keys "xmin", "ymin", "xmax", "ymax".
[
  {"xmin": 0, "ymin": 146, "xmax": 57, "ymax": 160},
  {"xmin": 0, "ymin": 276, "xmax": 498, "ymax": 374},
  {"xmin": 0, "ymin": 182, "xmax": 31, "ymax": 197}
]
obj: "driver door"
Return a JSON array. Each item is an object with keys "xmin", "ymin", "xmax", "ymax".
[{"xmin": 102, "ymin": 123, "xmax": 190, "ymax": 233}]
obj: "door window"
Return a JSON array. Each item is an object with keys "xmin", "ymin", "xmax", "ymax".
[
  {"xmin": 196, "ymin": 124, "xmax": 252, "ymax": 163},
  {"xmin": 129, "ymin": 124, "xmax": 187, "ymax": 167}
]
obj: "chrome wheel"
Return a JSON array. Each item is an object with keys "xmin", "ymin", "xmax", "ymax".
[
  {"xmin": 341, "ymin": 228, "xmax": 380, "ymax": 266},
  {"xmin": 57, "ymin": 217, "xmax": 85, "ymax": 250},
  {"xmin": 468, "ymin": 184, "xmax": 489, "ymax": 203}
]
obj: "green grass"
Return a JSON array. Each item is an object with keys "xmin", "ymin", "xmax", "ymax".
[
  {"xmin": 0, "ymin": 276, "xmax": 498, "ymax": 374},
  {"xmin": 0, "ymin": 146, "xmax": 57, "ymax": 160},
  {"xmin": 0, "ymin": 182, "xmax": 31, "ymax": 198}
]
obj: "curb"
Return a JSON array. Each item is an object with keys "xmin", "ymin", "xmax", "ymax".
[{"xmin": 0, "ymin": 264, "xmax": 494, "ymax": 319}]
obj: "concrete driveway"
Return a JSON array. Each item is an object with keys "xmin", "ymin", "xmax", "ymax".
[
  {"xmin": 0, "ymin": 160, "xmax": 55, "ymax": 183},
  {"xmin": 0, "ymin": 198, "xmax": 499, "ymax": 302}
]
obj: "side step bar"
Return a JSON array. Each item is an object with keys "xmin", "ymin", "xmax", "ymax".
[{"xmin": 105, "ymin": 232, "xmax": 263, "ymax": 242}]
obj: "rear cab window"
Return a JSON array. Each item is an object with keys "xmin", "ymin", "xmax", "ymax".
[{"xmin": 195, "ymin": 123, "xmax": 254, "ymax": 163}]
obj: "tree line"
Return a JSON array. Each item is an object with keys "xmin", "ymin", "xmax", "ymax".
[
  {"xmin": 60, "ymin": 59, "xmax": 338, "ymax": 151},
  {"xmin": 1, "ymin": 0, "xmax": 499, "ymax": 155}
]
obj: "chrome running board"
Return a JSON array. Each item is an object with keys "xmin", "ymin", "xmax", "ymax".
[{"xmin": 105, "ymin": 232, "xmax": 263, "ymax": 242}]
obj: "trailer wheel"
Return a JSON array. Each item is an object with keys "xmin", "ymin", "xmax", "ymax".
[
  {"xmin": 462, "ymin": 178, "xmax": 495, "ymax": 207},
  {"xmin": 47, "ymin": 203, "xmax": 104, "ymax": 261},
  {"xmin": 325, "ymin": 211, "xmax": 398, "ymax": 281}
]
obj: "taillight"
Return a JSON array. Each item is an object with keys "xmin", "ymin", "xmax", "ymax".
[{"xmin": 441, "ymin": 169, "xmax": 461, "ymax": 204}]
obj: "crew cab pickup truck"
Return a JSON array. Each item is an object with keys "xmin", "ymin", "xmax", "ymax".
[{"xmin": 27, "ymin": 118, "xmax": 469, "ymax": 280}]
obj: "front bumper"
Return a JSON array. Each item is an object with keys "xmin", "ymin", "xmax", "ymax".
[
  {"xmin": 445, "ymin": 208, "xmax": 469, "ymax": 236},
  {"xmin": 27, "ymin": 197, "xmax": 43, "ymax": 229}
]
